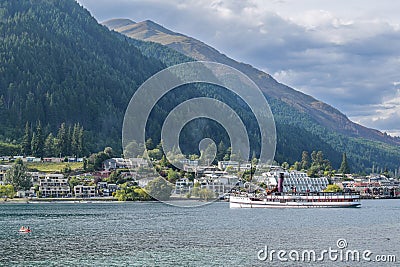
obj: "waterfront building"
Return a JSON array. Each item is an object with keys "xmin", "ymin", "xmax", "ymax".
[
  {"xmin": 257, "ymin": 170, "xmax": 329, "ymax": 192},
  {"xmin": 74, "ymin": 185, "xmax": 96, "ymax": 198},
  {"xmin": 28, "ymin": 172, "xmax": 46, "ymax": 186},
  {"xmin": 174, "ymin": 178, "xmax": 193, "ymax": 194},
  {"xmin": 194, "ymin": 175, "xmax": 240, "ymax": 194},
  {"xmin": 341, "ymin": 177, "xmax": 400, "ymax": 197},
  {"xmin": 39, "ymin": 174, "xmax": 70, "ymax": 198}
]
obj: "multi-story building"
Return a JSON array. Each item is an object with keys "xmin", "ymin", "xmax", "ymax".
[
  {"xmin": 74, "ymin": 185, "xmax": 96, "ymax": 198},
  {"xmin": 39, "ymin": 174, "xmax": 70, "ymax": 198},
  {"xmin": 257, "ymin": 171, "xmax": 329, "ymax": 193},
  {"xmin": 29, "ymin": 172, "xmax": 46, "ymax": 186}
]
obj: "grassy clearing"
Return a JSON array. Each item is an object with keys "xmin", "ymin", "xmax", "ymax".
[{"xmin": 26, "ymin": 162, "xmax": 83, "ymax": 173}]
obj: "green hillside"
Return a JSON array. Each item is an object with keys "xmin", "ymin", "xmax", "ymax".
[{"xmin": 0, "ymin": 0, "xmax": 163, "ymax": 151}]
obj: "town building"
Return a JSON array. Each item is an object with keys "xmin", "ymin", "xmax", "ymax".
[
  {"xmin": 102, "ymin": 157, "xmax": 149, "ymax": 171},
  {"xmin": 217, "ymin": 161, "xmax": 252, "ymax": 171},
  {"xmin": 257, "ymin": 170, "xmax": 329, "ymax": 192},
  {"xmin": 39, "ymin": 174, "xmax": 70, "ymax": 198},
  {"xmin": 74, "ymin": 185, "xmax": 96, "ymax": 198},
  {"xmin": 174, "ymin": 178, "xmax": 194, "ymax": 194}
]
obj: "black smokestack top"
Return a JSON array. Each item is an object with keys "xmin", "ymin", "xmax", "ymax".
[{"xmin": 278, "ymin": 172, "xmax": 284, "ymax": 193}]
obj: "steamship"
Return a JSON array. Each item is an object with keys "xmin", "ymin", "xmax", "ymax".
[{"xmin": 229, "ymin": 172, "xmax": 361, "ymax": 208}]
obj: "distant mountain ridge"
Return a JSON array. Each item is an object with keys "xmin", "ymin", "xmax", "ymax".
[{"xmin": 104, "ymin": 19, "xmax": 399, "ymax": 146}]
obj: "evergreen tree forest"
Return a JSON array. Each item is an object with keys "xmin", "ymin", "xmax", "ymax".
[
  {"xmin": 21, "ymin": 121, "xmax": 85, "ymax": 158},
  {"xmin": 0, "ymin": 0, "xmax": 164, "ymax": 151}
]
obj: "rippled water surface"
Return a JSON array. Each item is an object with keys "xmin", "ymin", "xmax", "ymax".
[{"xmin": 0, "ymin": 200, "xmax": 399, "ymax": 266}]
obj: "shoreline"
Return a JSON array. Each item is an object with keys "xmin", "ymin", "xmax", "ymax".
[
  {"xmin": 1, "ymin": 196, "xmax": 399, "ymax": 204},
  {"xmin": 0, "ymin": 196, "xmax": 208, "ymax": 204}
]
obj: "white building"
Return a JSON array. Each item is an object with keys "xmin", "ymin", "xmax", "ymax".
[
  {"xmin": 129, "ymin": 158, "xmax": 149, "ymax": 168},
  {"xmin": 218, "ymin": 161, "xmax": 252, "ymax": 171},
  {"xmin": 39, "ymin": 174, "xmax": 70, "ymax": 198},
  {"xmin": 74, "ymin": 185, "xmax": 96, "ymax": 198},
  {"xmin": 174, "ymin": 178, "xmax": 194, "ymax": 194},
  {"xmin": 257, "ymin": 171, "xmax": 329, "ymax": 193},
  {"xmin": 195, "ymin": 174, "xmax": 239, "ymax": 194},
  {"xmin": 103, "ymin": 157, "xmax": 149, "ymax": 171},
  {"xmin": 180, "ymin": 159, "xmax": 199, "ymax": 172},
  {"xmin": 28, "ymin": 172, "xmax": 46, "ymax": 186}
]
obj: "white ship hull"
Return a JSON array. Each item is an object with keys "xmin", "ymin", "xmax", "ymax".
[{"xmin": 229, "ymin": 193, "xmax": 361, "ymax": 208}]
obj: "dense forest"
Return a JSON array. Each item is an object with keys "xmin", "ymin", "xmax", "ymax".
[
  {"xmin": 0, "ymin": 0, "xmax": 399, "ymax": 173},
  {"xmin": 0, "ymin": 0, "xmax": 164, "ymax": 151}
]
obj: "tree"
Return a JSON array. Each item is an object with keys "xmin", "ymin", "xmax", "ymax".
[
  {"xmin": 292, "ymin": 161, "xmax": 302, "ymax": 171},
  {"xmin": 200, "ymin": 142, "xmax": 217, "ymax": 165},
  {"xmin": 145, "ymin": 177, "xmax": 173, "ymax": 201},
  {"xmin": 44, "ymin": 133, "xmax": 56, "ymax": 157},
  {"xmin": 114, "ymin": 183, "xmax": 150, "ymax": 201},
  {"xmin": 301, "ymin": 151, "xmax": 310, "ymax": 170},
  {"xmin": 56, "ymin": 123, "xmax": 68, "ymax": 157},
  {"xmin": 145, "ymin": 138, "xmax": 154, "ymax": 150},
  {"xmin": 198, "ymin": 188, "xmax": 216, "ymax": 201},
  {"xmin": 339, "ymin": 153, "xmax": 351, "ymax": 174},
  {"xmin": 281, "ymin": 162, "xmax": 289, "ymax": 170},
  {"xmin": 21, "ymin": 122, "xmax": 31, "ymax": 156},
  {"xmin": 216, "ymin": 141, "xmax": 226, "ymax": 161},
  {"xmin": 309, "ymin": 150, "xmax": 332, "ymax": 177},
  {"xmin": 31, "ymin": 121, "xmax": 44, "ymax": 158},
  {"xmin": 167, "ymin": 169, "xmax": 180, "ymax": 184},
  {"xmin": 324, "ymin": 184, "xmax": 343, "ymax": 193},
  {"xmin": 4, "ymin": 159, "xmax": 32, "ymax": 191},
  {"xmin": 71, "ymin": 123, "xmax": 79, "ymax": 157},
  {"xmin": 0, "ymin": 184, "xmax": 15, "ymax": 199},
  {"xmin": 87, "ymin": 150, "xmax": 111, "ymax": 171},
  {"xmin": 104, "ymin": 147, "xmax": 114, "ymax": 158},
  {"xmin": 124, "ymin": 141, "xmax": 144, "ymax": 158}
]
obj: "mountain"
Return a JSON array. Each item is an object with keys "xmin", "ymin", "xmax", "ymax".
[
  {"xmin": 103, "ymin": 19, "xmax": 400, "ymax": 172},
  {"xmin": 104, "ymin": 19, "xmax": 399, "ymax": 146},
  {"xmin": 0, "ymin": 0, "xmax": 399, "ymax": 173}
]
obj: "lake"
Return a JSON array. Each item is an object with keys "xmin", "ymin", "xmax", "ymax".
[{"xmin": 0, "ymin": 199, "xmax": 399, "ymax": 266}]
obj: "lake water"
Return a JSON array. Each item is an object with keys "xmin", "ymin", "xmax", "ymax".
[{"xmin": 0, "ymin": 199, "xmax": 399, "ymax": 266}]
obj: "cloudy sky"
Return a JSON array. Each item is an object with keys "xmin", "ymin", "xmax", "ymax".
[{"xmin": 78, "ymin": 0, "xmax": 400, "ymax": 136}]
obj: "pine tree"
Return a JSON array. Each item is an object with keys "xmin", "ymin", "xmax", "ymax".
[
  {"xmin": 301, "ymin": 151, "xmax": 309, "ymax": 170},
  {"xmin": 56, "ymin": 123, "xmax": 67, "ymax": 157},
  {"xmin": 35, "ymin": 121, "xmax": 44, "ymax": 158},
  {"xmin": 216, "ymin": 141, "xmax": 226, "ymax": 161},
  {"xmin": 66, "ymin": 125, "xmax": 72, "ymax": 156},
  {"xmin": 31, "ymin": 122, "xmax": 44, "ymax": 158},
  {"xmin": 71, "ymin": 123, "xmax": 79, "ymax": 157},
  {"xmin": 21, "ymin": 122, "xmax": 31, "ymax": 156},
  {"xmin": 339, "ymin": 152, "xmax": 351, "ymax": 174},
  {"xmin": 44, "ymin": 133, "xmax": 56, "ymax": 157},
  {"xmin": 77, "ymin": 125, "xmax": 84, "ymax": 157}
]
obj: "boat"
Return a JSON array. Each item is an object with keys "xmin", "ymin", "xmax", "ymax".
[
  {"xmin": 230, "ymin": 171, "xmax": 361, "ymax": 208},
  {"xmin": 229, "ymin": 192, "xmax": 361, "ymax": 208},
  {"xmin": 18, "ymin": 227, "xmax": 31, "ymax": 233}
]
